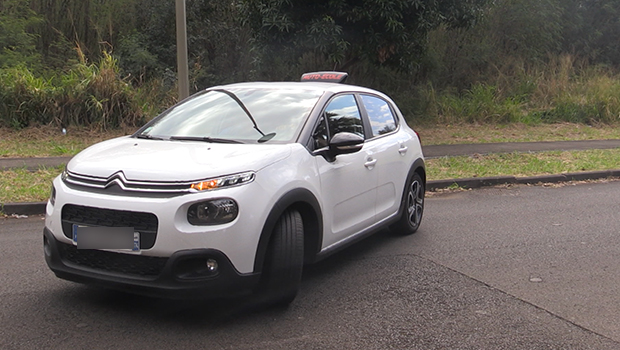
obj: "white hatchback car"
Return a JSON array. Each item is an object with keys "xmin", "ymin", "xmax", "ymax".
[{"xmin": 44, "ymin": 72, "xmax": 425, "ymax": 305}]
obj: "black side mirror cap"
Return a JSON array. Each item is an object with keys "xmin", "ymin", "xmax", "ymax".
[
  {"xmin": 329, "ymin": 132, "xmax": 364, "ymax": 153},
  {"xmin": 315, "ymin": 132, "xmax": 364, "ymax": 162}
]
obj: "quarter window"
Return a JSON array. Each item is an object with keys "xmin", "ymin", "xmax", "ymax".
[{"xmin": 361, "ymin": 95, "xmax": 397, "ymax": 137}]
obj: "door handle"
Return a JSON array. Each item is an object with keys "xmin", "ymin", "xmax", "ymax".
[
  {"xmin": 364, "ymin": 158, "xmax": 377, "ymax": 169},
  {"xmin": 399, "ymin": 145, "xmax": 408, "ymax": 155}
]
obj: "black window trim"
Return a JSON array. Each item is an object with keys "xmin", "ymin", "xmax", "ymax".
[
  {"xmin": 355, "ymin": 93, "xmax": 400, "ymax": 140},
  {"xmin": 308, "ymin": 92, "xmax": 366, "ymax": 153},
  {"xmin": 302, "ymin": 91, "xmax": 403, "ymax": 153}
]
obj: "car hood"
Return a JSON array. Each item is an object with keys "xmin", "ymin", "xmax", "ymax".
[{"xmin": 67, "ymin": 136, "xmax": 292, "ymax": 181}]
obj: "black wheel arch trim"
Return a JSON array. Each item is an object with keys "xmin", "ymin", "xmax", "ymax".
[
  {"xmin": 254, "ymin": 188, "xmax": 323, "ymax": 272},
  {"xmin": 397, "ymin": 158, "xmax": 426, "ymax": 217}
]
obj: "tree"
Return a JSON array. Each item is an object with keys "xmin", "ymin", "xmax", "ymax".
[
  {"xmin": 0, "ymin": 0, "xmax": 43, "ymax": 69},
  {"xmin": 239, "ymin": 0, "xmax": 488, "ymax": 74},
  {"xmin": 560, "ymin": 0, "xmax": 620, "ymax": 66}
]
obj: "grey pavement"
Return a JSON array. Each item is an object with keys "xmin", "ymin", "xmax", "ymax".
[{"xmin": 2, "ymin": 139, "xmax": 620, "ymax": 215}]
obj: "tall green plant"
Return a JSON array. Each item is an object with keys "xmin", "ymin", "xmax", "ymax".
[{"xmin": 0, "ymin": 52, "xmax": 149, "ymax": 129}]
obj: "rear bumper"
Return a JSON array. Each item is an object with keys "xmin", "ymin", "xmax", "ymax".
[{"xmin": 43, "ymin": 227, "xmax": 261, "ymax": 299}]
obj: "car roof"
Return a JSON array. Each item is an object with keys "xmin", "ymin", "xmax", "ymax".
[{"xmin": 207, "ymin": 81, "xmax": 386, "ymax": 97}]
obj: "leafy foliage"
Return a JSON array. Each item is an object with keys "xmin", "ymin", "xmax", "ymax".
[
  {"xmin": 239, "ymin": 0, "xmax": 488, "ymax": 74},
  {"xmin": 0, "ymin": 52, "xmax": 145, "ymax": 129},
  {"xmin": 3, "ymin": 0, "xmax": 620, "ymax": 129},
  {"xmin": 0, "ymin": 0, "xmax": 43, "ymax": 69}
]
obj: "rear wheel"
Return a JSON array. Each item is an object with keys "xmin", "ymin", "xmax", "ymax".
[
  {"xmin": 256, "ymin": 209, "xmax": 304, "ymax": 306},
  {"xmin": 391, "ymin": 172, "xmax": 424, "ymax": 235}
]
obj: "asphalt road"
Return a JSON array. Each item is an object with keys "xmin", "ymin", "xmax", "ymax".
[{"xmin": 1, "ymin": 181, "xmax": 619, "ymax": 349}]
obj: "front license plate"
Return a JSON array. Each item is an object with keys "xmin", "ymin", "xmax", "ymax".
[{"xmin": 73, "ymin": 225, "xmax": 140, "ymax": 251}]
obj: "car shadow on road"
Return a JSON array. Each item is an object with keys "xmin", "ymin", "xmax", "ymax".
[{"xmin": 46, "ymin": 228, "xmax": 404, "ymax": 327}]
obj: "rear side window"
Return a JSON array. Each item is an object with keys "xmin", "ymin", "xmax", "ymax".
[{"xmin": 361, "ymin": 95, "xmax": 397, "ymax": 137}]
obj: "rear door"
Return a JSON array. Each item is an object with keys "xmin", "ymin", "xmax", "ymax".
[{"xmin": 358, "ymin": 94, "xmax": 412, "ymax": 222}]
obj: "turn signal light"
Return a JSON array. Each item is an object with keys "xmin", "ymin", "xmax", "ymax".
[{"xmin": 190, "ymin": 172, "xmax": 255, "ymax": 192}]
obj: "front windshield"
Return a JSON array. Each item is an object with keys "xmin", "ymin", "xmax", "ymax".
[{"xmin": 138, "ymin": 87, "xmax": 324, "ymax": 143}]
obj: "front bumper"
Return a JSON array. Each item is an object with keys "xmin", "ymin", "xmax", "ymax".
[{"xmin": 43, "ymin": 227, "xmax": 261, "ymax": 299}]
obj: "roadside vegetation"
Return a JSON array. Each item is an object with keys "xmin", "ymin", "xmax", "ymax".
[
  {"xmin": 2, "ymin": 0, "xmax": 620, "ymax": 204},
  {"xmin": 4, "ymin": 147, "xmax": 620, "ymax": 204},
  {"xmin": 2, "ymin": 123, "xmax": 620, "ymax": 204},
  {"xmin": 0, "ymin": 166, "xmax": 62, "ymax": 204},
  {"xmin": 426, "ymin": 149, "xmax": 620, "ymax": 180},
  {"xmin": 2, "ymin": 0, "xmax": 620, "ymax": 129}
]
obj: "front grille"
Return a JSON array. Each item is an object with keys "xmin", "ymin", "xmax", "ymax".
[
  {"xmin": 58, "ymin": 242, "xmax": 168, "ymax": 278},
  {"xmin": 64, "ymin": 170, "xmax": 193, "ymax": 194},
  {"xmin": 61, "ymin": 204, "xmax": 158, "ymax": 249}
]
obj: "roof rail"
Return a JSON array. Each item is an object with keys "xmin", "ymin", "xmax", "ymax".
[{"xmin": 300, "ymin": 71, "xmax": 348, "ymax": 83}]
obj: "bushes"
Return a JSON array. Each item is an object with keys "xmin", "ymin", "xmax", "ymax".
[
  {"xmin": 0, "ymin": 53, "xmax": 163, "ymax": 129},
  {"xmin": 413, "ymin": 55, "xmax": 620, "ymax": 125}
]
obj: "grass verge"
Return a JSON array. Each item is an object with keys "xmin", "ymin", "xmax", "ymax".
[
  {"xmin": 1, "ymin": 166, "xmax": 63, "ymax": 203},
  {"xmin": 0, "ymin": 126, "xmax": 132, "ymax": 157},
  {"xmin": 426, "ymin": 149, "xmax": 620, "ymax": 180},
  {"xmin": 1, "ymin": 123, "xmax": 620, "ymax": 203},
  {"xmin": 1, "ymin": 123, "xmax": 619, "ymax": 158},
  {"xmin": 416, "ymin": 122, "xmax": 620, "ymax": 145},
  {"xmin": 3, "ymin": 149, "xmax": 620, "ymax": 203}
]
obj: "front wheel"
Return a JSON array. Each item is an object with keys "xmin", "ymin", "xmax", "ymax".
[
  {"xmin": 390, "ymin": 172, "xmax": 425, "ymax": 235},
  {"xmin": 256, "ymin": 209, "xmax": 304, "ymax": 306}
]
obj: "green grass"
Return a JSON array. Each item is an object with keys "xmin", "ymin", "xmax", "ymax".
[
  {"xmin": 2, "ymin": 148, "xmax": 620, "ymax": 203},
  {"xmin": 1, "ymin": 123, "xmax": 620, "ymax": 204},
  {"xmin": 426, "ymin": 149, "xmax": 620, "ymax": 180},
  {"xmin": 416, "ymin": 122, "xmax": 620, "ymax": 145},
  {"xmin": 0, "ymin": 126, "xmax": 132, "ymax": 157},
  {"xmin": 0, "ymin": 166, "xmax": 63, "ymax": 204}
]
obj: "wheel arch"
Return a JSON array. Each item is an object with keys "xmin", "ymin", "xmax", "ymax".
[
  {"xmin": 413, "ymin": 158, "xmax": 426, "ymax": 185},
  {"xmin": 253, "ymin": 188, "xmax": 323, "ymax": 272},
  {"xmin": 397, "ymin": 158, "xmax": 426, "ymax": 215}
]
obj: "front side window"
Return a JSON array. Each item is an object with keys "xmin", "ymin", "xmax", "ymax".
[
  {"xmin": 324, "ymin": 94, "xmax": 364, "ymax": 138},
  {"xmin": 361, "ymin": 95, "xmax": 397, "ymax": 137},
  {"xmin": 313, "ymin": 94, "xmax": 364, "ymax": 150}
]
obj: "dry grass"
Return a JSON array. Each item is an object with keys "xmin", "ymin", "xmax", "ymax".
[
  {"xmin": 0, "ymin": 125, "xmax": 133, "ymax": 157},
  {"xmin": 415, "ymin": 122, "xmax": 620, "ymax": 145}
]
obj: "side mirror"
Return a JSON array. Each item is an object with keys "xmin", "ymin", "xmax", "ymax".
[
  {"xmin": 329, "ymin": 132, "xmax": 364, "ymax": 154},
  {"xmin": 316, "ymin": 132, "xmax": 364, "ymax": 162}
]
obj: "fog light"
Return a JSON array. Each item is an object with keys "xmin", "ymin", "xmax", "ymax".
[
  {"xmin": 174, "ymin": 257, "xmax": 220, "ymax": 280},
  {"xmin": 206, "ymin": 259, "xmax": 218, "ymax": 272}
]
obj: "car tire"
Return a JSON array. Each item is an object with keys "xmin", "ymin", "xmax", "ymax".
[
  {"xmin": 390, "ymin": 172, "xmax": 425, "ymax": 235},
  {"xmin": 256, "ymin": 209, "xmax": 304, "ymax": 306}
]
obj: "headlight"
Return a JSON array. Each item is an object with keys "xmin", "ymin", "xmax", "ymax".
[
  {"xmin": 190, "ymin": 172, "xmax": 255, "ymax": 191},
  {"xmin": 187, "ymin": 198, "xmax": 238, "ymax": 225}
]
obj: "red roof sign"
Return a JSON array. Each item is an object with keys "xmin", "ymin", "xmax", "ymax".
[{"xmin": 300, "ymin": 72, "xmax": 348, "ymax": 83}]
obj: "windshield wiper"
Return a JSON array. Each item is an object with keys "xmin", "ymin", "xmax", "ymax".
[
  {"xmin": 212, "ymin": 89, "xmax": 276, "ymax": 143},
  {"xmin": 136, "ymin": 134, "xmax": 165, "ymax": 140},
  {"xmin": 169, "ymin": 136, "xmax": 242, "ymax": 144}
]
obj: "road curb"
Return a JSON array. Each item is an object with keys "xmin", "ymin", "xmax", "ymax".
[
  {"xmin": 426, "ymin": 169, "xmax": 620, "ymax": 192},
  {"xmin": 2, "ymin": 202, "xmax": 47, "ymax": 216},
  {"xmin": 4, "ymin": 170, "xmax": 620, "ymax": 216}
]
